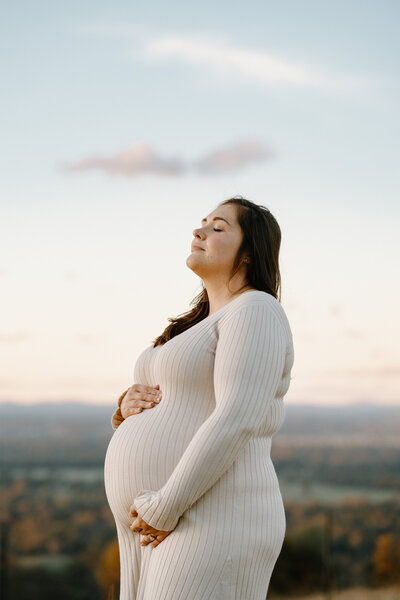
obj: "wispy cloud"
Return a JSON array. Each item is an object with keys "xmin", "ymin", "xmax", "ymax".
[
  {"xmin": 59, "ymin": 138, "xmax": 274, "ymax": 179},
  {"xmin": 76, "ymin": 21, "xmax": 376, "ymax": 94},
  {"xmin": 60, "ymin": 143, "xmax": 186, "ymax": 178},
  {"xmin": 194, "ymin": 140, "xmax": 273, "ymax": 174}
]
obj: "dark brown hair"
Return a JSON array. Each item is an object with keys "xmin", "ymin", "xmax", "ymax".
[{"xmin": 152, "ymin": 195, "xmax": 282, "ymax": 347}]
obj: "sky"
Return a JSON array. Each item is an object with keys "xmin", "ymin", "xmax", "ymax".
[{"xmin": 1, "ymin": 0, "xmax": 399, "ymax": 406}]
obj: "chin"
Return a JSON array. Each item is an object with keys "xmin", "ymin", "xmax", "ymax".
[
  {"xmin": 186, "ymin": 253, "xmax": 201, "ymax": 265},
  {"xmin": 186, "ymin": 256, "xmax": 204, "ymax": 277}
]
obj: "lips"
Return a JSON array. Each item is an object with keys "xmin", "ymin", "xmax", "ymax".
[{"xmin": 191, "ymin": 245, "xmax": 205, "ymax": 252}]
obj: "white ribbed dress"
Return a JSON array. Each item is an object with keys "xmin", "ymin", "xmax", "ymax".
[{"xmin": 104, "ymin": 290, "xmax": 294, "ymax": 600}]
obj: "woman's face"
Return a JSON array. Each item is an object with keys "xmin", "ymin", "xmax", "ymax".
[{"xmin": 186, "ymin": 203, "xmax": 245, "ymax": 279}]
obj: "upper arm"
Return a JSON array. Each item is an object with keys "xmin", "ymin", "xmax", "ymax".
[{"xmin": 213, "ymin": 301, "xmax": 287, "ymax": 431}]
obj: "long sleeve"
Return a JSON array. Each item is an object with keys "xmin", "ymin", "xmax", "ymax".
[{"xmin": 133, "ymin": 301, "xmax": 287, "ymax": 531}]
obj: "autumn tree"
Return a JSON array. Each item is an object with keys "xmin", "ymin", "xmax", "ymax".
[
  {"xmin": 96, "ymin": 538, "xmax": 120, "ymax": 600},
  {"xmin": 373, "ymin": 533, "xmax": 400, "ymax": 584}
]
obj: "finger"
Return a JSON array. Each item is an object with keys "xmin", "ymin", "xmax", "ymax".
[
  {"xmin": 146, "ymin": 393, "xmax": 161, "ymax": 402},
  {"xmin": 147, "ymin": 384, "xmax": 160, "ymax": 394},
  {"xmin": 121, "ymin": 408, "xmax": 140, "ymax": 419},
  {"xmin": 138, "ymin": 526, "xmax": 158, "ymax": 536},
  {"xmin": 152, "ymin": 530, "xmax": 171, "ymax": 547},
  {"xmin": 130, "ymin": 520, "xmax": 143, "ymax": 533},
  {"xmin": 135, "ymin": 384, "xmax": 151, "ymax": 394},
  {"xmin": 129, "ymin": 518, "xmax": 152, "ymax": 535},
  {"xmin": 151, "ymin": 535, "xmax": 165, "ymax": 548},
  {"xmin": 128, "ymin": 407, "xmax": 143, "ymax": 414},
  {"xmin": 128, "ymin": 399, "xmax": 156, "ymax": 409},
  {"xmin": 140, "ymin": 534, "xmax": 153, "ymax": 546},
  {"xmin": 127, "ymin": 400, "xmax": 156, "ymax": 412},
  {"xmin": 139, "ymin": 399, "xmax": 157, "ymax": 407}
]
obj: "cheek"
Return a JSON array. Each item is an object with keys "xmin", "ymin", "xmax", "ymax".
[{"xmin": 210, "ymin": 238, "xmax": 236, "ymax": 261}]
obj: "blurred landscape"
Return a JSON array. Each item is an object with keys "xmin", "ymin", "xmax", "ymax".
[{"xmin": 1, "ymin": 402, "xmax": 399, "ymax": 600}]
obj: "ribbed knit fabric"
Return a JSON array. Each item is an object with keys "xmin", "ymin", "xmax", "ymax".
[{"xmin": 104, "ymin": 290, "xmax": 294, "ymax": 599}]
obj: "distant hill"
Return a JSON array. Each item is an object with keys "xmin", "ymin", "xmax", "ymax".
[
  {"xmin": 1, "ymin": 400, "xmax": 399, "ymax": 445},
  {"xmin": 1, "ymin": 400, "xmax": 399, "ymax": 424},
  {"xmin": 1, "ymin": 401, "xmax": 399, "ymax": 491}
]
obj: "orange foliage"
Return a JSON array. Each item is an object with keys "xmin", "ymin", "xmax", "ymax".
[
  {"xmin": 373, "ymin": 533, "xmax": 400, "ymax": 583},
  {"xmin": 96, "ymin": 537, "xmax": 120, "ymax": 598}
]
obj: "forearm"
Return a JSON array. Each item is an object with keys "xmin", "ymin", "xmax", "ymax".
[
  {"xmin": 133, "ymin": 401, "xmax": 272, "ymax": 530},
  {"xmin": 133, "ymin": 303, "xmax": 287, "ymax": 531}
]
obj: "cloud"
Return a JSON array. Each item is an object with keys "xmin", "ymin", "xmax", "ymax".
[
  {"xmin": 75, "ymin": 21, "xmax": 376, "ymax": 94},
  {"xmin": 193, "ymin": 140, "xmax": 273, "ymax": 174},
  {"xmin": 60, "ymin": 143, "xmax": 186, "ymax": 178},
  {"xmin": 59, "ymin": 138, "xmax": 274, "ymax": 179}
]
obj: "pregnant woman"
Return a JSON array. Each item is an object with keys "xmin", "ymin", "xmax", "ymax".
[{"xmin": 104, "ymin": 195, "xmax": 295, "ymax": 599}]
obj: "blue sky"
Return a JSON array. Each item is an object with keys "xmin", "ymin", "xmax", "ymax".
[{"xmin": 1, "ymin": 1, "xmax": 399, "ymax": 405}]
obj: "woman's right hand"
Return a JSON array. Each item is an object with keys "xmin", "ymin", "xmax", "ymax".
[{"xmin": 120, "ymin": 384, "xmax": 162, "ymax": 419}]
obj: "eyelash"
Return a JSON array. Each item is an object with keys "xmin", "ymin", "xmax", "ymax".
[{"xmin": 213, "ymin": 228, "xmax": 223, "ymax": 232}]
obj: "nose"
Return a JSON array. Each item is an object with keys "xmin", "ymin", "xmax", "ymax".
[{"xmin": 192, "ymin": 227, "xmax": 205, "ymax": 239}]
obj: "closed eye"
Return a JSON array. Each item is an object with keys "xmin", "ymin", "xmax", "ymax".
[{"xmin": 213, "ymin": 228, "xmax": 223, "ymax": 232}]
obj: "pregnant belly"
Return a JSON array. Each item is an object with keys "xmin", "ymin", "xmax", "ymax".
[{"xmin": 104, "ymin": 402, "xmax": 208, "ymax": 524}]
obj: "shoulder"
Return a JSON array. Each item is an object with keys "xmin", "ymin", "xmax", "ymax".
[
  {"xmin": 219, "ymin": 290, "xmax": 293, "ymax": 343},
  {"xmin": 222, "ymin": 290, "xmax": 282, "ymax": 319}
]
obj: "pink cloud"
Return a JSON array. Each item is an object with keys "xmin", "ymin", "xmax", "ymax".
[{"xmin": 60, "ymin": 138, "xmax": 274, "ymax": 178}]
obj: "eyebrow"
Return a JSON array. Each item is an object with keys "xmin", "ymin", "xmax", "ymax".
[{"xmin": 201, "ymin": 216, "xmax": 231, "ymax": 226}]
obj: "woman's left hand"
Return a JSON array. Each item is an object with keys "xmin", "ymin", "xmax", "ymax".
[{"xmin": 129, "ymin": 504, "xmax": 172, "ymax": 548}]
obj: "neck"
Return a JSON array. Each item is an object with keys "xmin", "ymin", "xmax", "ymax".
[{"xmin": 203, "ymin": 278, "xmax": 255, "ymax": 316}]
